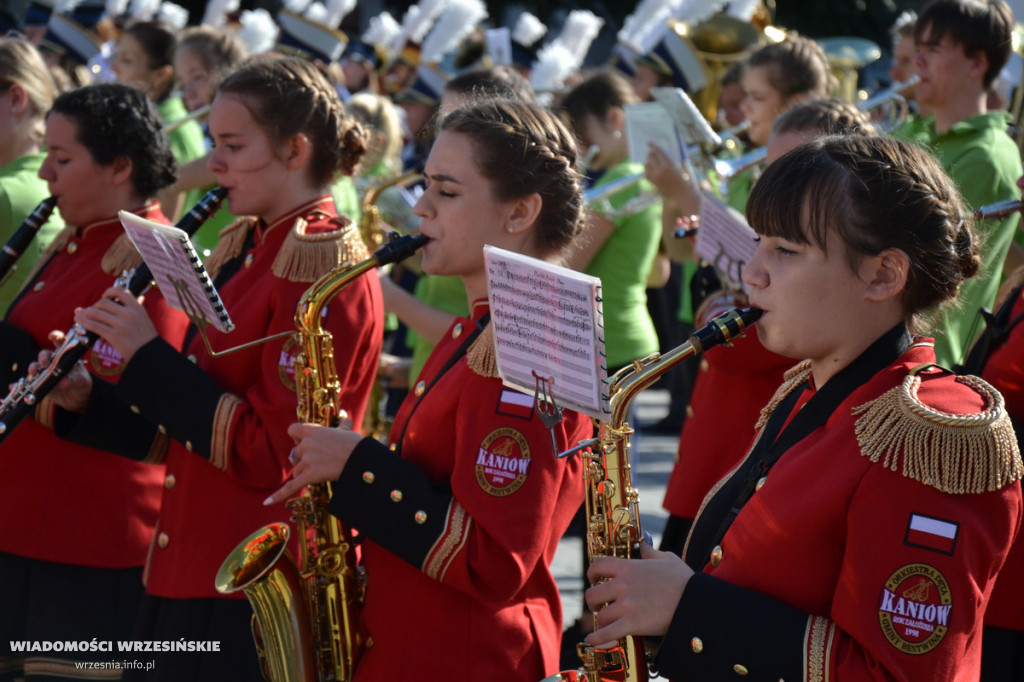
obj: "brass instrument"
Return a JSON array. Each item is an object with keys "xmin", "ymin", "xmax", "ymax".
[
  {"xmin": 357, "ymin": 170, "xmax": 423, "ymax": 249},
  {"xmin": 974, "ymin": 198, "xmax": 1023, "ymax": 220},
  {"xmin": 547, "ymin": 307, "xmax": 763, "ymax": 682},
  {"xmin": 163, "ymin": 103, "xmax": 212, "ymax": 133},
  {"xmin": 819, "ymin": 36, "xmax": 882, "ymax": 102},
  {"xmin": 216, "ymin": 232, "xmax": 429, "ymax": 682},
  {"xmin": 583, "ymin": 174, "xmax": 660, "ymax": 221}
]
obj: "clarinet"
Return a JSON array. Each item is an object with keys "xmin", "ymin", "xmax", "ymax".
[
  {"xmin": 0, "ymin": 196, "xmax": 58, "ymax": 285},
  {"xmin": 0, "ymin": 187, "xmax": 226, "ymax": 442}
]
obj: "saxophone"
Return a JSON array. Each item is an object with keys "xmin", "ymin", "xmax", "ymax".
[
  {"xmin": 216, "ymin": 232, "xmax": 428, "ymax": 682},
  {"xmin": 547, "ymin": 307, "xmax": 762, "ymax": 682}
]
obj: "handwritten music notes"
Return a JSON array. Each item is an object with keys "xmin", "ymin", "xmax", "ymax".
[
  {"xmin": 119, "ymin": 210, "xmax": 234, "ymax": 333},
  {"xmin": 484, "ymin": 246, "xmax": 610, "ymax": 420},
  {"xmin": 696, "ymin": 193, "xmax": 758, "ymax": 290}
]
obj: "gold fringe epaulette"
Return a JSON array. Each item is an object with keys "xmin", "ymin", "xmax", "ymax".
[
  {"xmin": 204, "ymin": 216, "xmax": 258, "ymax": 280},
  {"xmin": 272, "ymin": 216, "xmax": 370, "ymax": 283},
  {"xmin": 100, "ymin": 232, "xmax": 143, "ymax": 276},
  {"xmin": 42, "ymin": 225, "xmax": 74, "ymax": 257},
  {"xmin": 466, "ymin": 323, "xmax": 499, "ymax": 378},
  {"xmin": 853, "ymin": 371, "xmax": 1023, "ymax": 494},
  {"xmin": 754, "ymin": 360, "xmax": 811, "ymax": 431},
  {"xmin": 994, "ymin": 264, "xmax": 1024, "ymax": 310}
]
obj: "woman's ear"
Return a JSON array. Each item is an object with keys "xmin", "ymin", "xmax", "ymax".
[
  {"xmin": 7, "ymin": 83, "xmax": 29, "ymax": 116},
  {"xmin": 863, "ymin": 247, "xmax": 910, "ymax": 302},
  {"xmin": 110, "ymin": 155, "xmax": 134, "ymax": 187},
  {"xmin": 151, "ymin": 64, "xmax": 175, "ymax": 99},
  {"xmin": 282, "ymin": 132, "xmax": 310, "ymax": 170},
  {"xmin": 505, "ymin": 193, "xmax": 543, "ymax": 235},
  {"xmin": 606, "ymin": 106, "xmax": 626, "ymax": 133}
]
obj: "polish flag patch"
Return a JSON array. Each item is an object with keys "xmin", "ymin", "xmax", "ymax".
[
  {"xmin": 496, "ymin": 389, "xmax": 534, "ymax": 420},
  {"xmin": 904, "ymin": 514, "xmax": 959, "ymax": 555}
]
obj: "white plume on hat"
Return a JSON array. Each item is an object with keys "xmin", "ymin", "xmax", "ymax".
[
  {"xmin": 200, "ymin": 0, "xmax": 239, "ymax": 27},
  {"xmin": 724, "ymin": 0, "xmax": 761, "ymax": 22},
  {"xmin": 303, "ymin": 2, "xmax": 328, "ymax": 26},
  {"xmin": 528, "ymin": 42, "xmax": 573, "ymax": 104},
  {"xmin": 619, "ymin": 0, "xmax": 680, "ymax": 48},
  {"xmin": 677, "ymin": 0, "xmax": 728, "ymax": 26},
  {"xmin": 389, "ymin": 0, "xmax": 448, "ymax": 62},
  {"xmin": 157, "ymin": 1, "xmax": 187, "ymax": 30},
  {"xmin": 419, "ymin": 0, "xmax": 487, "ymax": 65},
  {"xmin": 512, "ymin": 11, "xmax": 546, "ymax": 47},
  {"xmin": 282, "ymin": 0, "xmax": 311, "ymax": 15},
  {"xmin": 555, "ymin": 10, "xmax": 604, "ymax": 67},
  {"xmin": 322, "ymin": 0, "xmax": 355, "ymax": 29},
  {"xmin": 104, "ymin": 0, "xmax": 128, "ymax": 20},
  {"xmin": 128, "ymin": 0, "xmax": 159, "ymax": 21},
  {"xmin": 362, "ymin": 11, "xmax": 400, "ymax": 49},
  {"xmin": 237, "ymin": 8, "xmax": 278, "ymax": 54}
]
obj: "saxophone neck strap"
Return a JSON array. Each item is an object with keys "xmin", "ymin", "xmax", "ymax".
[
  {"xmin": 392, "ymin": 312, "xmax": 491, "ymax": 455},
  {"xmin": 687, "ymin": 324, "xmax": 913, "ymax": 569}
]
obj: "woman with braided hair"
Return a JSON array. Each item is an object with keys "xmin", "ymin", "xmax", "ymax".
[
  {"xmin": 266, "ymin": 99, "xmax": 594, "ymax": 681},
  {"xmin": 43, "ymin": 55, "xmax": 384, "ymax": 680}
]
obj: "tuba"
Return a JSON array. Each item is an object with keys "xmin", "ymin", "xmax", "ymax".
[
  {"xmin": 216, "ymin": 232, "xmax": 428, "ymax": 682},
  {"xmin": 547, "ymin": 307, "xmax": 762, "ymax": 682}
]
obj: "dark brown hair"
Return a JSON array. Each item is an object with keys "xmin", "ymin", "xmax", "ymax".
[
  {"xmin": 747, "ymin": 134, "xmax": 979, "ymax": 322},
  {"xmin": 745, "ymin": 34, "xmax": 834, "ymax": 101},
  {"xmin": 217, "ymin": 55, "xmax": 367, "ymax": 185},
  {"xmin": 439, "ymin": 99, "xmax": 584, "ymax": 258},
  {"xmin": 559, "ymin": 69, "xmax": 638, "ymax": 134},
  {"xmin": 773, "ymin": 97, "xmax": 877, "ymax": 137},
  {"xmin": 915, "ymin": 0, "xmax": 1014, "ymax": 89}
]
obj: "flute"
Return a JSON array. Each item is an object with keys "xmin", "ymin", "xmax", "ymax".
[
  {"xmin": 0, "ymin": 186, "xmax": 226, "ymax": 442},
  {"xmin": 974, "ymin": 198, "xmax": 1023, "ymax": 220}
]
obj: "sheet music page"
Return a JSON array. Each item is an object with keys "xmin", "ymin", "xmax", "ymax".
[
  {"xmin": 650, "ymin": 86, "xmax": 721, "ymax": 149},
  {"xmin": 624, "ymin": 101, "xmax": 683, "ymax": 166},
  {"xmin": 119, "ymin": 210, "xmax": 234, "ymax": 333},
  {"xmin": 484, "ymin": 245, "xmax": 610, "ymax": 420},
  {"xmin": 696, "ymin": 193, "xmax": 758, "ymax": 290}
]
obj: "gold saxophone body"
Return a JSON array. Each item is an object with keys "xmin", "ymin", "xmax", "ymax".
[
  {"xmin": 547, "ymin": 307, "xmax": 762, "ymax": 682},
  {"xmin": 357, "ymin": 170, "xmax": 423, "ymax": 249},
  {"xmin": 216, "ymin": 233, "xmax": 429, "ymax": 682}
]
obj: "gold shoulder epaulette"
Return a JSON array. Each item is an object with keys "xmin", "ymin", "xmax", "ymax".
[
  {"xmin": 272, "ymin": 215, "xmax": 370, "ymax": 283},
  {"xmin": 994, "ymin": 264, "xmax": 1024, "ymax": 310},
  {"xmin": 466, "ymin": 323, "xmax": 499, "ymax": 378},
  {"xmin": 204, "ymin": 216, "xmax": 258, "ymax": 280},
  {"xmin": 42, "ymin": 225, "xmax": 74, "ymax": 257},
  {"xmin": 754, "ymin": 360, "xmax": 811, "ymax": 431},
  {"xmin": 853, "ymin": 369, "xmax": 1023, "ymax": 494},
  {"xmin": 100, "ymin": 232, "xmax": 143, "ymax": 276}
]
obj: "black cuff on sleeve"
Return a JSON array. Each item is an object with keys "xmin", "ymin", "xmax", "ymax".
[
  {"xmin": 655, "ymin": 572, "xmax": 807, "ymax": 681},
  {"xmin": 116, "ymin": 337, "xmax": 223, "ymax": 459},
  {"xmin": 0, "ymin": 321, "xmax": 39, "ymax": 388},
  {"xmin": 331, "ymin": 437, "xmax": 453, "ymax": 570},
  {"xmin": 53, "ymin": 376, "xmax": 160, "ymax": 460}
]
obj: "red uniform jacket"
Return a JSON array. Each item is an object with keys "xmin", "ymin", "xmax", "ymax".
[
  {"xmin": 658, "ymin": 339, "xmax": 1022, "ymax": 680},
  {"xmin": 663, "ymin": 327, "xmax": 791, "ymax": 519},
  {"xmin": 979, "ymin": 289, "xmax": 1024, "ymax": 632},
  {"xmin": 59, "ymin": 197, "xmax": 384, "ymax": 598},
  {"xmin": 0, "ymin": 204, "xmax": 188, "ymax": 567},
  {"xmin": 330, "ymin": 302, "xmax": 590, "ymax": 682}
]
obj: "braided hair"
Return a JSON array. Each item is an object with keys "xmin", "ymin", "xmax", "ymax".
[
  {"xmin": 439, "ymin": 99, "xmax": 585, "ymax": 259},
  {"xmin": 747, "ymin": 134, "xmax": 979, "ymax": 327},
  {"xmin": 217, "ymin": 55, "xmax": 368, "ymax": 186}
]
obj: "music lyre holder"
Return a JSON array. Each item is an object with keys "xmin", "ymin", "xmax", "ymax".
[{"xmin": 173, "ymin": 278, "xmax": 292, "ymax": 358}]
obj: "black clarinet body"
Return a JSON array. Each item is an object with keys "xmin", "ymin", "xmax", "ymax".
[{"xmin": 0, "ymin": 196, "xmax": 58, "ymax": 284}]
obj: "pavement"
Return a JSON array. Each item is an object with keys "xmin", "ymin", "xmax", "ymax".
[{"xmin": 552, "ymin": 388, "xmax": 678, "ymax": 629}]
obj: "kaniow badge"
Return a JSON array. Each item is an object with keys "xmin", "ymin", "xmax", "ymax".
[
  {"xmin": 475, "ymin": 427, "xmax": 531, "ymax": 496},
  {"xmin": 277, "ymin": 336, "xmax": 301, "ymax": 391},
  {"xmin": 878, "ymin": 563, "xmax": 953, "ymax": 655},
  {"xmin": 90, "ymin": 338, "xmax": 127, "ymax": 376}
]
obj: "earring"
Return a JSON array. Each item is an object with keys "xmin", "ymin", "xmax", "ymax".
[
  {"xmin": 613, "ymin": 129, "xmax": 622, "ymax": 139},
  {"xmin": 506, "ymin": 225, "xmax": 515, "ymax": 233}
]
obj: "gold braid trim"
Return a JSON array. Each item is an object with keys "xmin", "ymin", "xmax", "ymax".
[
  {"xmin": 100, "ymin": 232, "xmax": 143, "ymax": 276},
  {"xmin": 272, "ymin": 216, "xmax": 369, "ymax": 283},
  {"xmin": 204, "ymin": 216, "xmax": 258, "ymax": 280},
  {"xmin": 754, "ymin": 360, "xmax": 812, "ymax": 431},
  {"xmin": 142, "ymin": 430, "xmax": 170, "ymax": 465},
  {"xmin": 853, "ymin": 372, "xmax": 1023, "ymax": 494},
  {"xmin": 466, "ymin": 323, "xmax": 499, "ymax": 378}
]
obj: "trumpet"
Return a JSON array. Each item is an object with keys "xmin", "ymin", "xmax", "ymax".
[
  {"xmin": 974, "ymin": 198, "xmax": 1023, "ymax": 220},
  {"xmin": 583, "ymin": 174, "xmax": 660, "ymax": 221},
  {"xmin": 164, "ymin": 104, "xmax": 211, "ymax": 133}
]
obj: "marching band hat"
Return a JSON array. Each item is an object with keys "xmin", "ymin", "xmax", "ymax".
[
  {"xmin": 393, "ymin": 64, "xmax": 447, "ymax": 105},
  {"xmin": 23, "ymin": 0, "xmax": 55, "ymax": 28},
  {"xmin": 636, "ymin": 21, "xmax": 710, "ymax": 93},
  {"xmin": 40, "ymin": 13, "xmax": 100, "ymax": 65},
  {"xmin": 275, "ymin": 10, "xmax": 348, "ymax": 63},
  {"xmin": 343, "ymin": 38, "xmax": 386, "ymax": 71}
]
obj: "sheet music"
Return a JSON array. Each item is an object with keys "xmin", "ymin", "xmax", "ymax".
[
  {"xmin": 119, "ymin": 210, "xmax": 234, "ymax": 333},
  {"xmin": 624, "ymin": 101, "xmax": 683, "ymax": 166},
  {"xmin": 484, "ymin": 245, "xmax": 610, "ymax": 420},
  {"xmin": 695, "ymin": 193, "xmax": 758, "ymax": 290}
]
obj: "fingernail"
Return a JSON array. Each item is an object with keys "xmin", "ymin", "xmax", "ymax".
[
  {"xmin": 643, "ymin": 530, "xmax": 653, "ymax": 546},
  {"xmin": 263, "ymin": 496, "xmax": 274, "ymax": 505}
]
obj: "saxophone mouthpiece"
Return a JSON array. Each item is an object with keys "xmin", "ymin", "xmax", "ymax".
[
  {"xmin": 741, "ymin": 307, "xmax": 764, "ymax": 325},
  {"xmin": 375, "ymin": 232, "xmax": 429, "ymax": 266}
]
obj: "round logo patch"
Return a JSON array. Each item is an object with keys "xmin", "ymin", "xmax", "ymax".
[
  {"xmin": 90, "ymin": 338, "xmax": 126, "ymax": 376},
  {"xmin": 474, "ymin": 427, "xmax": 531, "ymax": 497},
  {"xmin": 278, "ymin": 336, "xmax": 302, "ymax": 391},
  {"xmin": 878, "ymin": 563, "xmax": 952, "ymax": 655}
]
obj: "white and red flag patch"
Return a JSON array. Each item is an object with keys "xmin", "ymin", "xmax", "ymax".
[
  {"xmin": 496, "ymin": 388, "xmax": 534, "ymax": 420},
  {"xmin": 904, "ymin": 514, "xmax": 959, "ymax": 555}
]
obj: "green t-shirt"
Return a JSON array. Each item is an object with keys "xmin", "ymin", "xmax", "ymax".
[
  {"xmin": 587, "ymin": 160, "xmax": 661, "ymax": 369},
  {"xmin": 407, "ymin": 274, "xmax": 469, "ymax": 384},
  {"xmin": 0, "ymin": 153, "xmax": 65, "ymax": 316},
  {"xmin": 926, "ymin": 111, "xmax": 1021, "ymax": 367},
  {"xmin": 331, "ymin": 174, "xmax": 361, "ymax": 225},
  {"xmin": 159, "ymin": 97, "xmax": 206, "ymax": 170},
  {"xmin": 892, "ymin": 112, "xmax": 933, "ymax": 147}
]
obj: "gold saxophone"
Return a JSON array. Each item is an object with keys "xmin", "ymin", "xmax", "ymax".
[
  {"xmin": 216, "ymin": 232, "xmax": 429, "ymax": 682},
  {"xmin": 547, "ymin": 307, "xmax": 762, "ymax": 682},
  {"xmin": 358, "ymin": 170, "xmax": 423, "ymax": 249}
]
